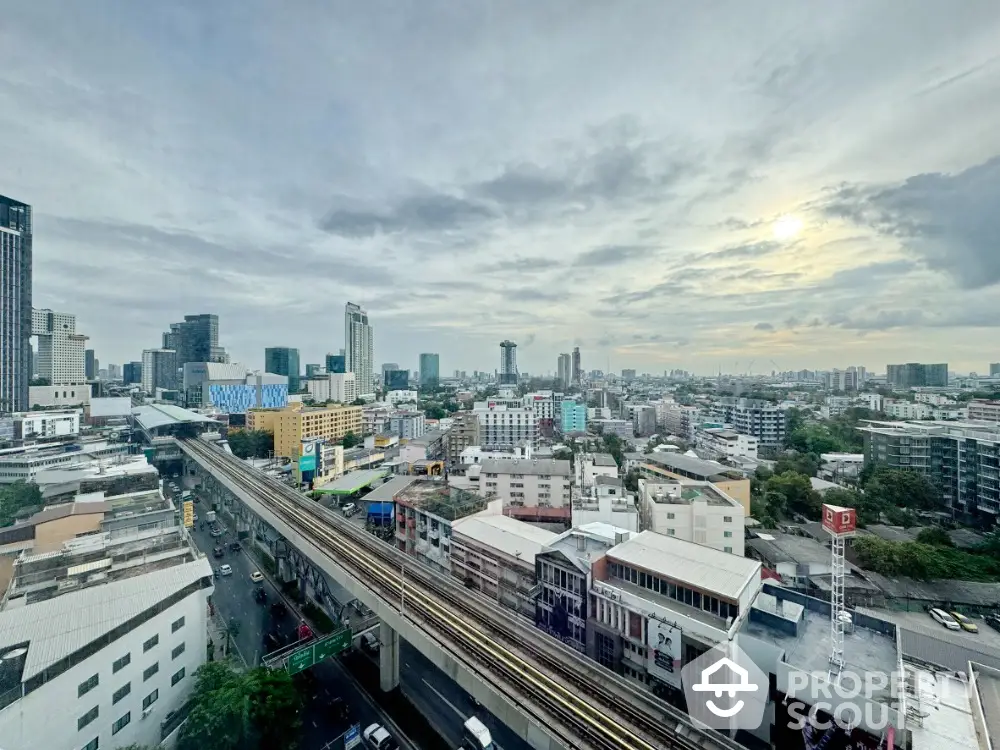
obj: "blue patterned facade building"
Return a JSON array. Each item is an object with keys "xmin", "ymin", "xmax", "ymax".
[{"xmin": 207, "ymin": 383, "xmax": 288, "ymax": 413}]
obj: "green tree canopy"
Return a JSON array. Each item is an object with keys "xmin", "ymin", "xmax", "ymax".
[
  {"xmin": 341, "ymin": 431, "xmax": 361, "ymax": 449},
  {"xmin": 227, "ymin": 430, "xmax": 274, "ymax": 460},
  {"xmin": 852, "ymin": 536, "xmax": 1000, "ymax": 581},
  {"xmin": 0, "ymin": 481, "xmax": 43, "ymax": 527},
  {"xmin": 177, "ymin": 662, "xmax": 303, "ymax": 750},
  {"xmin": 863, "ymin": 467, "xmax": 940, "ymax": 511}
]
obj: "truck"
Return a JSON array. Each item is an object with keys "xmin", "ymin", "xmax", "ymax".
[
  {"xmin": 460, "ymin": 717, "xmax": 495, "ymax": 750},
  {"xmin": 205, "ymin": 510, "xmax": 216, "ymax": 524}
]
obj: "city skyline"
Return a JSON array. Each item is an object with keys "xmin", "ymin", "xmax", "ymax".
[{"xmin": 3, "ymin": 4, "xmax": 1000, "ymax": 373}]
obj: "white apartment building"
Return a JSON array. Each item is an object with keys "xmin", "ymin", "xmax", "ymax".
[
  {"xmin": 14, "ymin": 410, "xmax": 81, "ymax": 440},
  {"xmin": 592, "ymin": 419, "xmax": 634, "ymax": 439},
  {"xmin": 587, "ymin": 406, "xmax": 611, "ymax": 420},
  {"xmin": 480, "ymin": 457, "xmax": 571, "ymax": 508},
  {"xmin": 459, "ymin": 445, "xmax": 534, "ymax": 465},
  {"xmin": 694, "ymin": 427, "xmax": 758, "ymax": 460},
  {"xmin": 390, "ymin": 411, "xmax": 426, "ymax": 440},
  {"xmin": 31, "ymin": 308, "xmax": 87, "ymax": 385},
  {"xmin": 915, "ymin": 392, "xmax": 957, "ymax": 406},
  {"xmin": 522, "ymin": 392, "xmax": 555, "ymax": 422},
  {"xmin": 661, "ymin": 404, "xmax": 700, "ymax": 439},
  {"xmin": 385, "ymin": 389, "xmax": 419, "ymax": 407},
  {"xmin": 344, "ymin": 302, "xmax": 374, "ymax": 398},
  {"xmin": 885, "ymin": 400, "xmax": 933, "ymax": 420},
  {"xmin": 572, "ymin": 477, "xmax": 639, "ymax": 531},
  {"xmin": 473, "ymin": 404, "xmax": 537, "ymax": 450},
  {"xmin": 652, "ymin": 399, "xmax": 675, "ymax": 430},
  {"xmin": 307, "ymin": 372, "xmax": 357, "ymax": 404},
  {"xmin": 639, "ymin": 478, "xmax": 745, "ymax": 556},
  {"xmin": 0, "ymin": 553, "xmax": 212, "ymax": 750},
  {"xmin": 576, "ymin": 453, "xmax": 619, "ymax": 493},
  {"xmin": 826, "ymin": 366, "xmax": 866, "ymax": 391},
  {"xmin": 450, "ymin": 513, "xmax": 557, "ymax": 617},
  {"xmin": 969, "ymin": 399, "xmax": 1000, "ymax": 422},
  {"xmin": 712, "ymin": 398, "xmax": 789, "ymax": 449}
]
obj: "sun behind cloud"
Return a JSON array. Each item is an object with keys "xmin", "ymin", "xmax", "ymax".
[{"xmin": 773, "ymin": 214, "xmax": 804, "ymax": 241}]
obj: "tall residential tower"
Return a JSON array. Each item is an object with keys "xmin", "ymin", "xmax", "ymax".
[
  {"xmin": 345, "ymin": 302, "xmax": 374, "ymax": 397},
  {"xmin": 265, "ymin": 347, "xmax": 301, "ymax": 393},
  {"xmin": 0, "ymin": 195, "xmax": 32, "ymax": 413},
  {"xmin": 419, "ymin": 353, "xmax": 440, "ymax": 388},
  {"xmin": 499, "ymin": 340, "xmax": 518, "ymax": 385}
]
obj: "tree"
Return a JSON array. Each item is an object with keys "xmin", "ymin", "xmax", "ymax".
[
  {"xmin": 553, "ymin": 448, "xmax": 574, "ymax": 469},
  {"xmin": 29, "ymin": 377, "xmax": 49, "ymax": 386},
  {"xmin": 350, "ymin": 398, "xmax": 366, "ymax": 406},
  {"xmin": 601, "ymin": 434, "xmax": 624, "ymax": 468},
  {"xmin": 178, "ymin": 662, "xmax": 302, "ymax": 750},
  {"xmin": 423, "ymin": 405, "xmax": 447, "ymax": 420},
  {"xmin": 227, "ymin": 430, "xmax": 274, "ymax": 460},
  {"xmin": 774, "ymin": 452, "xmax": 820, "ymax": 478},
  {"xmin": 341, "ymin": 431, "xmax": 361, "ymax": 449},
  {"xmin": 623, "ymin": 468, "xmax": 641, "ymax": 493},
  {"xmin": 916, "ymin": 526, "xmax": 954, "ymax": 547},
  {"xmin": 863, "ymin": 467, "xmax": 940, "ymax": 511},
  {"xmin": 0, "ymin": 481, "xmax": 43, "ymax": 527},
  {"xmin": 764, "ymin": 471, "xmax": 820, "ymax": 518}
]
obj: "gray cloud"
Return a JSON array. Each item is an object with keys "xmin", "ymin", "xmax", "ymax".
[
  {"xmin": 319, "ymin": 191, "xmax": 496, "ymax": 238},
  {"xmin": 574, "ymin": 245, "xmax": 655, "ymax": 267},
  {"xmin": 821, "ymin": 156, "xmax": 1000, "ymax": 288},
  {"xmin": 754, "ymin": 322, "xmax": 775, "ymax": 331}
]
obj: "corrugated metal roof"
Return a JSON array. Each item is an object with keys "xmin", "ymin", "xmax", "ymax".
[
  {"xmin": 479, "ymin": 458, "xmax": 571, "ymax": 476},
  {"xmin": 609, "ymin": 530, "xmax": 760, "ymax": 600},
  {"xmin": 132, "ymin": 404, "xmax": 219, "ymax": 430},
  {"xmin": 591, "ymin": 453, "xmax": 618, "ymax": 467},
  {"xmin": 0, "ymin": 558, "xmax": 212, "ymax": 680},
  {"xmin": 452, "ymin": 514, "xmax": 558, "ymax": 564}
]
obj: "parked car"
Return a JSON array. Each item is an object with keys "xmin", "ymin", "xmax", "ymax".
[
  {"xmin": 219, "ymin": 564, "xmax": 233, "ymax": 576},
  {"xmin": 210, "ymin": 527, "xmax": 224, "ymax": 538},
  {"xmin": 362, "ymin": 632, "xmax": 380, "ymax": 654},
  {"xmin": 229, "ymin": 541, "xmax": 241, "ymax": 552},
  {"xmin": 929, "ymin": 608, "xmax": 961, "ymax": 630},
  {"xmin": 362, "ymin": 723, "xmax": 397, "ymax": 750},
  {"xmin": 950, "ymin": 612, "xmax": 979, "ymax": 633},
  {"xmin": 985, "ymin": 614, "xmax": 1000, "ymax": 633},
  {"xmin": 212, "ymin": 546, "xmax": 224, "ymax": 559},
  {"xmin": 250, "ymin": 571, "xmax": 264, "ymax": 583},
  {"xmin": 342, "ymin": 503, "xmax": 357, "ymax": 516},
  {"xmin": 253, "ymin": 587, "xmax": 268, "ymax": 604}
]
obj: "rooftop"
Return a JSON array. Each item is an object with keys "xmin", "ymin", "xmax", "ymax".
[
  {"xmin": 609, "ymin": 530, "xmax": 761, "ymax": 600},
  {"xmin": 21, "ymin": 500, "xmax": 111, "ymax": 527},
  {"xmin": 595, "ymin": 475, "xmax": 624, "ymax": 488},
  {"xmin": 0, "ymin": 559, "xmax": 211, "ymax": 683},
  {"xmin": 314, "ymin": 468, "xmax": 391, "ymax": 495},
  {"xmin": 363, "ymin": 476, "xmax": 418, "ymax": 503},
  {"xmin": 642, "ymin": 452, "xmax": 743, "ymax": 481},
  {"xmin": 591, "ymin": 453, "xmax": 618, "ymax": 467},
  {"xmin": 132, "ymin": 404, "xmax": 219, "ymax": 431},
  {"xmin": 973, "ymin": 663, "xmax": 1000, "ymax": 749},
  {"xmin": 643, "ymin": 479, "xmax": 740, "ymax": 507},
  {"xmin": 746, "ymin": 532, "xmax": 840, "ymax": 567},
  {"xmin": 395, "ymin": 480, "xmax": 488, "ymax": 521},
  {"xmin": 452, "ymin": 514, "xmax": 558, "ymax": 565},
  {"xmin": 479, "ymin": 457, "xmax": 571, "ymax": 476}
]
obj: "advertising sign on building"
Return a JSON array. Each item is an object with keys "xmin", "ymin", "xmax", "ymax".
[
  {"xmin": 182, "ymin": 500, "xmax": 194, "ymax": 528},
  {"xmin": 646, "ymin": 618, "xmax": 682, "ymax": 687},
  {"xmin": 299, "ymin": 441, "xmax": 317, "ymax": 472}
]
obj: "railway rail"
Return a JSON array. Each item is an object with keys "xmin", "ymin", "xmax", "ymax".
[{"xmin": 181, "ymin": 437, "xmax": 743, "ymax": 750}]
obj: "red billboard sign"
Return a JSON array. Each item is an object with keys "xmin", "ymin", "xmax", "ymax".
[{"xmin": 822, "ymin": 504, "xmax": 856, "ymax": 536}]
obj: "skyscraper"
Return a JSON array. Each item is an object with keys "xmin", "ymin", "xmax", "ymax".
[
  {"xmin": 85, "ymin": 349, "xmax": 97, "ymax": 380},
  {"xmin": 32, "ymin": 309, "xmax": 87, "ymax": 385},
  {"xmin": 305, "ymin": 363, "xmax": 324, "ymax": 378},
  {"xmin": 419, "ymin": 353, "xmax": 440, "ymax": 388},
  {"xmin": 345, "ymin": 302, "xmax": 374, "ymax": 397},
  {"xmin": 123, "ymin": 361, "xmax": 143, "ymax": 385},
  {"xmin": 557, "ymin": 353, "xmax": 571, "ymax": 389},
  {"xmin": 142, "ymin": 348, "xmax": 178, "ymax": 392},
  {"xmin": 326, "ymin": 351, "xmax": 346, "ymax": 374},
  {"xmin": 991, "ymin": 363, "xmax": 1000, "ymax": 377},
  {"xmin": 163, "ymin": 314, "xmax": 226, "ymax": 367},
  {"xmin": 572, "ymin": 347, "xmax": 582, "ymax": 386},
  {"xmin": 499, "ymin": 341, "xmax": 517, "ymax": 385},
  {"xmin": 0, "ymin": 195, "xmax": 32, "ymax": 413},
  {"xmin": 886, "ymin": 363, "xmax": 948, "ymax": 389},
  {"xmin": 265, "ymin": 347, "xmax": 301, "ymax": 393}
]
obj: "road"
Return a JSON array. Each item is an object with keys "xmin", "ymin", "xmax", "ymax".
[{"xmin": 186, "ymin": 502, "xmax": 421, "ymax": 750}]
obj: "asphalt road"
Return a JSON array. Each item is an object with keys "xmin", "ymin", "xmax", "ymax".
[{"xmin": 188, "ymin": 514, "xmax": 420, "ymax": 750}]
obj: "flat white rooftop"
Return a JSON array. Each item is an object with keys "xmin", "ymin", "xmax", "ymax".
[{"xmin": 452, "ymin": 514, "xmax": 557, "ymax": 565}]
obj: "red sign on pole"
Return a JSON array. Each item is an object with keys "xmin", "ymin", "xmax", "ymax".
[{"xmin": 822, "ymin": 504, "xmax": 856, "ymax": 536}]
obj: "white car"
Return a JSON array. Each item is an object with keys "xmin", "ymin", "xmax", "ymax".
[
  {"xmin": 929, "ymin": 607, "xmax": 960, "ymax": 630},
  {"xmin": 362, "ymin": 723, "xmax": 397, "ymax": 750},
  {"xmin": 219, "ymin": 564, "xmax": 233, "ymax": 577},
  {"xmin": 250, "ymin": 571, "xmax": 264, "ymax": 583}
]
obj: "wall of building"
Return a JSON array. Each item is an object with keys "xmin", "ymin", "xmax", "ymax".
[
  {"xmin": 28, "ymin": 385, "xmax": 91, "ymax": 408},
  {"xmin": 16, "ymin": 410, "xmax": 81, "ymax": 439}
]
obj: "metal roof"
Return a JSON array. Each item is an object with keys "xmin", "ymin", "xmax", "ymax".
[
  {"xmin": 452, "ymin": 514, "xmax": 558, "ymax": 565},
  {"xmin": 132, "ymin": 404, "xmax": 219, "ymax": 430},
  {"xmin": 0, "ymin": 558, "xmax": 211, "ymax": 680},
  {"xmin": 362, "ymin": 476, "xmax": 417, "ymax": 503},
  {"xmin": 595, "ymin": 475, "xmax": 624, "ymax": 487},
  {"xmin": 609, "ymin": 530, "xmax": 760, "ymax": 600},
  {"xmin": 314, "ymin": 469, "xmax": 390, "ymax": 495},
  {"xmin": 643, "ymin": 452, "xmax": 734, "ymax": 479},
  {"xmin": 479, "ymin": 457, "xmax": 571, "ymax": 476},
  {"xmin": 591, "ymin": 453, "xmax": 618, "ymax": 467}
]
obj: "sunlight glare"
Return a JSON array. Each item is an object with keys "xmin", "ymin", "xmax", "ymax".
[{"xmin": 773, "ymin": 214, "xmax": 804, "ymax": 240}]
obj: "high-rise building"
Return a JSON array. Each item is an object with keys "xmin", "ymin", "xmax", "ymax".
[
  {"xmin": 447, "ymin": 411, "xmax": 481, "ymax": 467},
  {"xmin": 163, "ymin": 314, "xmax": 226, "ymax": 367},
  {"xmin": 85, "ymin": 349, "xmax": 97, "ymax": 380},
  {"xmin": 305, "ymin": 363, "xmax": 324, "ymax": 378},
  {"xmin": 141, "ymin": 348, "xmax": 178, "ymax": 392},
  {"xmin": 123, "ymin": 361, "xmax": 143, "ymax": 385},
  {"xmin": 886, "ymin": 363, "xmax": 948, "ymax": 389},
  {"xmin": 419, "ymin": 353, "xmax": 440, "ymax": 388},
  {"xmin": 499, "ymin": 341, "xmax": 518, "ymax": 385},
  {"xmin": 990, "ymin": 363, "xmax": 1000, "ymax": 377},
  {"xmin": 572, "ymin": 347, "xmax": 582, "ymax": 386},
  {"xmin": 32, "ymin": 309, "xmax": 87, "ymax": 385},
  {"xmin": 264, "ymin": 347, "xmax": 301, "ymax": 393},
  {"xmin": 557, "ymin": 353, "xmax": 571, "ymax": 389},
  {"xmin": 385, "ymin": 369, "xmax": 410, "ymax": 391},
  {"xmin": 622, "ymin": 369, "xmax": 637, "ymax": 380},
  {"xmin": 382, "ymin": 363, "xmax": 399, "ymax": 378},
  {"xmin": 0, "ymin": 195, "xmax": 31, "ymax": 414},
  {"xmin": 326, "ymin": 350, "xmax": 346, "ymax": 374},
  {"xmin": 826, "ymin": 366, "xmax": 867, "ymax": 391},
  {"xmin": 106, "ymin": 363, "xmax": 121, "ymax": 381},
  {"xmin": 345, "ymin": 303, "xmax": 374, "ymax": 397}
]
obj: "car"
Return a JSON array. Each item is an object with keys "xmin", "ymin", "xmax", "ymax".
[
  {"xmin": 250, "ymin": 571, "xmax": 264, "ymax": 583},
  {"xmin": 362, "ymin": 723, "xmax": 397, "ymax": 750},
  {"xmin": 210, "ymin": 528, "xmax": 224, "ymax": 537},
  {"xmin": 270, "ymin": 601, "xmax": 288, "ymax": 619},
  {"xmin": 929, "ymin": 607, "xmax": 961, "ymax": 630},
  {"xmin": 985, "ymin": 614, "xmax": 1000, "ymax": 633},
  {"xmin": 229, "ymin": 541, "xmax": 241, "ymax": 552},
  {"xmin": 342, "ymin": 503, "xmax": 357, "ymax": 516},
  {"xmin": 253, "ymin": 587, "xmax": 268, "ymax": 604},
  {"xmin": 212, "ymin": 546, "xmax": 224, "ymax": 559},
  {"xmin": 219, "ymin": 564, "xmax": 233, "ymax": 576},
  {"xmin": 192, "ymin": 513, "xmax": 198, "ymax": 522},
  {"xmin": 361, "ymin": 632, "xmax": 380, "ymax": 654},
  {"xmin": 950, "ymin": 611, "xmax": 979, "ymax": 633}
]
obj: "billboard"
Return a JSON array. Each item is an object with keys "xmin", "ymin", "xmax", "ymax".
[
  {"xmin": 299, "ymin": 441, "xmax": 319, "ymax": 472},
  {"xmin": 646, "ymin": 619, "xmax": 682, "ymax": 688},
  {"xmin": 822, "ymin": 504, "xmax": 856, "ymax": 536},
  {"xmin": 183, "ymin": 500, "xmax": 194, "ymax": 528}
]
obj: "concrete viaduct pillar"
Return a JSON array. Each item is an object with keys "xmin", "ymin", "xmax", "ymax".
[{"xmin": 379, "ymin": 620, "xmax": 400, "ymax": 692}]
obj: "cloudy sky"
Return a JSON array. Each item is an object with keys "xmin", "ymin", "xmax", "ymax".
[{"xmin": 3, "ymin": 2, "xmax": 1000, "ymax": 377}]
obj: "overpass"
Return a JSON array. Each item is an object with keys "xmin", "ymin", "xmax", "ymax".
[{"xmin": 179, "ymin": 436, "xmax": 743, "ymax": 750}]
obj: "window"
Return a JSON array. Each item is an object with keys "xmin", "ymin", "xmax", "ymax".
[
  {"xmin": 78, "ymin": 673, "xmax": 99, "ymax": 697},
  {"xmin": 112, "ymin": 682, "xmax": 131, "ymax": 704},
  {"xmin": 171, "ymin": 667, "xmax": 186, "ymax": 686},
  {"xmin": 112, "ymin": 712, "xmax": 131, "ymax": 735},
  {"xmin": 143, "ymin": 634, "xmax": 159, "ymax": 652},
  {"xmin": 78, "ymin": 706, "xmax": 99, "ymax": 730},
  {"xmin": 724, "ymin": 531, "xmax": 733, "ymax": 538},
  {"xmin": 723, "ymin": 515, "xmax": 733, "ymax": 523},
  {"xmin": 724, "ymin": 546, "xmax": 733, "ymax": 554},
  {"xmin": 143, "ymin": 662, "xmax": 159, "ymax": 681},
  {"xmin": 172, "ymin": 616, "xmax": 185, "ymax": 633},
  {"xmin": 143, "ymin": 689, "xmax": 159, "ymax": 710},
  {"xmin": 666, "ymin": 529, "xmax": 675, "ymax": 536},
  {"xmin": 666, "ymin": 512, "xmax": 675, "ymax": 519},
  {"xmin": 82, "ymin": 739, "xmax": 99, "ymax": 750}
]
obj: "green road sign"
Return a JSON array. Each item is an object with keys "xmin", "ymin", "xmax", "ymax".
[
  {"xmin": 314, "ymin": 628, "xmax": 352, "ymax": 663},
  {"xmin": 287, "ymin": 645, "xmax": 315, "ymax": 675}
]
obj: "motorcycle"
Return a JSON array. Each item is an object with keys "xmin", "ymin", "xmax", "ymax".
[{"xmin": 213, "ymin": 568, "xmax": 220, "ymax": 580}]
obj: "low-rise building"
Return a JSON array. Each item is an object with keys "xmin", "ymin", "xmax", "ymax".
[
  {"xmin": 27, "ymin": 384, "xmax": 91, "ymax": 409},
  {"xmin": 639, "ymin": 478, "xmax": 745, "ymax": 555},
  {"xmin": 571, "ymin": 477, "xmax": 639, "ymax": 531},
  {"xmin": 390, "ymin": 411, "xmax": 425, "ymax": 440},
  {"xmin": 13, "ymin": 410, "xmax": 81, "ymax": 441},
  {"xmin": 384, "ymin": 389, "xmax": 419, "ymax": 407},
  {"xmin": 480, "ymin": 457, "xmax": 572, "ymax": 510},
  {"xmin": 459, "ymin": 445, "xmax": 534, "ymax": 466},
  {"xmin": 450, "ymin": 513, "xmax": 557, "ymax": 617},
  {"xmin": 638, "ymin": 452, "xmax": 751, "ymax": 515},
  {"xmin": 575, "ymin": 452, "xmax": 619, "ymax": 493},
  {"xmin": 591, "ymin": 419, "xmax": 634, "ymax": 439},
  {"xmin": 968, "ymin": 399, "xmax": 1000, "ymax": 422},
  {"xmin": 560, "ymin": 400, "xmax": 587, "ymax": 434},
  {"xmin": 394, "ymin": 480, "xmax": 488, "ymax": 572},
  {"xmin": 694, "ymin": 427, "xmax": 758, "ymax": 460},
  {"xmin": 446, "ymin": 412, "xmax": 480, "ymax": 468},
  {"xmin": 885, "ymin": 400, "xmax": 933, "ymax": 420},
  {"xmin": 819, "ymin": 452, "xmax": 865, "ymax": 480}
]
